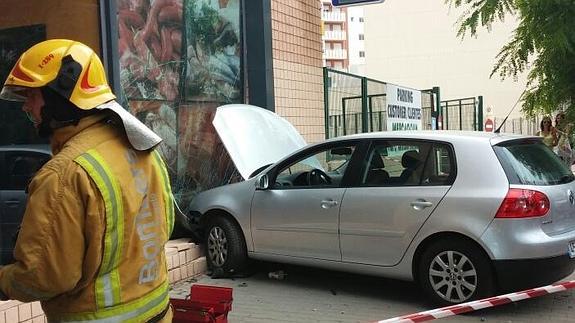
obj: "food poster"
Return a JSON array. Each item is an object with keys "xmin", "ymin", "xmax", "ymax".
[
  {"xmin": 176, "ymin": 104, "xmax": 240, "ymax": 212},
  {"xmin": 184, "ymin": 0, "xmax": 243, "ymax": 103},
  {"xmin": 0, "ymin": 24, "xmax": 47, "ymax": 145},
  {"xmin": 118, "ymin": 0, "xmax": 242, "ymax": 103},
  {"xmin": 118, "ymin": 0, "xmax": 184, "ymax": 101}
]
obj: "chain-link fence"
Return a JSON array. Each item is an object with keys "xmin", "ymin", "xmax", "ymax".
[{"xmin": 324, "ymin": 68, "xmax": 437, "ymax": 138}]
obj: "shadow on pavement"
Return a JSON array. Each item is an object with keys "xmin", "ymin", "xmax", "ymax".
[{"xmin": 223, "ymin": 260, "xmax": 429, "ymax": 306}]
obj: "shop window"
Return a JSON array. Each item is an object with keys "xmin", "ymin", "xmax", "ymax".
[{"xmin": 117, "ymin": 0, "xmax": 245, "ymax": 217}]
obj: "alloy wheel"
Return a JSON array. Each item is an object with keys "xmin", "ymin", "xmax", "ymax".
[
  {"xmin": 428, "ymin": 250, "xmax": 478, "ymax": 303},
  {"xmin": 207, "ymin": 226, "xmax": 228, "ymax": 267}
]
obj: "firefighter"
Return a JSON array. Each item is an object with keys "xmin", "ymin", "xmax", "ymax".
[{"xmin": 0, "ymin": 39, "xmax": 174, "ymax": 322}]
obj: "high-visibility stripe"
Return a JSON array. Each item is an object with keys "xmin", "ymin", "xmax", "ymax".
[
  {"xmin": 75, "ymin": 151, "xmax": 124, "ymax": 308},
  {"xmin": 58, "ymin": 281, "xmax": 169, "ymax": 323},
  {"xmin": 152, "ymin": 150, "xmax": 174, "ymax": 236}
]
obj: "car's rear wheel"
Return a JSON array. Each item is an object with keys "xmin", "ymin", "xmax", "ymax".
[
  {"xmin": 418, "ymin": 239, "xmax": 495, "ymax": 306},
  {"xmin": 204, "ymin": 216, "xmax": 247, "ymax": 276}
]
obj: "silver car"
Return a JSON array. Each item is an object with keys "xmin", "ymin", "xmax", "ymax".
[{"xmin": 188, "ymin": 105, "xmax": 575, "ymax": 305}]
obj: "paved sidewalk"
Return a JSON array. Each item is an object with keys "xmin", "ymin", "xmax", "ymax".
[{"xmin": 170, "ymin": 264, "xmax": 575, "ymax": 323}]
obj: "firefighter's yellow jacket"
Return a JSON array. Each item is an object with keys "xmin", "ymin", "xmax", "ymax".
[{"xmin": 0, "ymin": 112, "xmax": 174, "ymax": 322}]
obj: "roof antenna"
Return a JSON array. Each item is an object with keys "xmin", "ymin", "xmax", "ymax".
[{"xmin": 494, "ymin": 93, "xmax": 524, "ymax": 134}]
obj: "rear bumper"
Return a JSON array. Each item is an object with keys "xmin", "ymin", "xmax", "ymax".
[{"xmin": 494, "ymin": 255, "xmax": 575, "ymax": 292}]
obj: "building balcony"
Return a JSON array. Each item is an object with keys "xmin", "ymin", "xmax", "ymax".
[
  {"xmin": 323, "ymin": 30, "xmax": 347, "ymax": 41},
  {"xmin": 323, "ymin": 49, "xmax": 348, "ymax": 60},
  {"xmin": 322, "ymin": 12, "xmax": 346, "ymax": 22}
]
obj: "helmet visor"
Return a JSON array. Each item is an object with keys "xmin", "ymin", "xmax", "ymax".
[{"xmin": 0, "ymin": 85, "xmax": 28, "ymax": 102}]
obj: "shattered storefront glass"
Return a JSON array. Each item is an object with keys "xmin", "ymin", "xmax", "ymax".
[{"xmin": 118, "ymin": 0, "xmax": 243, "ymax": 213}]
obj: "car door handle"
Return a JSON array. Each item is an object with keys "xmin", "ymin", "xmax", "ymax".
[
  {"xmin": 321, "ymin": 200, "xmax": 339, "ymax": 209},
  {"xmin": 410, "ymin": 200, "xmax": 433, "ymax": 210}
]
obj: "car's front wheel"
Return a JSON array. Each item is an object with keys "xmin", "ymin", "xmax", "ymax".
[
  {"xmin": 204, "ymin": 216, "xmax": 248, "ymax": 276},
  {"xmin": 418, "ymin": 239, "xmax": 495, "ymax": 306}
]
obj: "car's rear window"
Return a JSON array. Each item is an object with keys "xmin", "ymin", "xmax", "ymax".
[{"xmin": 493, "ymin": 139, "xmax": 575, "ymax": 186}]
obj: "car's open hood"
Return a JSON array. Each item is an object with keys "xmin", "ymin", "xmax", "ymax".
[{"xmin": 213, "ymin": 104, "xmax": 308, "ymax": 180}]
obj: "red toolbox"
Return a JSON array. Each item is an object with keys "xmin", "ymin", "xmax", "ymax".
[{"xmin": 170, "ymin": 284, "xmax": 233, "ymax": 323}]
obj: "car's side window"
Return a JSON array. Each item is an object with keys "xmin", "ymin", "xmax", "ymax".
[
  {"xmin": 4, "ymin": 152, "xmax": 50, "ymax": 190},
  {"xmin": 274, "ymin": 145, "xmax": 355, "ymax": 189},
  {"xmin": 421, "ymin": 144, "xmax": 456, "ymax": 186},
  {"xmin": 361, "ymin": 141, "xmax": 430, "ymax": 187}
]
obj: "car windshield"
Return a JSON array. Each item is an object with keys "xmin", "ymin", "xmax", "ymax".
[{"xmin": 493, "ymin": 139, "xmax": 575, "ymax": 186}]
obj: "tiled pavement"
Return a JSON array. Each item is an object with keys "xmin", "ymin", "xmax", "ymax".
[{"xmin": 170, "ymin": 264, "xmax": 575, "ymax": 323}]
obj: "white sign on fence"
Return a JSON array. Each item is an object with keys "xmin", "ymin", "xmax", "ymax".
[{"xmin": 386, "ymin": 84, "xmax": 422, "ymax": 131}]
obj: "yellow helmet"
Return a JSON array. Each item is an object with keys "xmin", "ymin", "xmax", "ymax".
[{"xmin": 0, "ymin": 39, "xmax": 115, "ymax": 109}]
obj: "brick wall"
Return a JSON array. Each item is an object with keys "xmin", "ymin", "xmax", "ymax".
[
  {"xmin": 0, "ymin": 301, "xmax": 45, "ymax": 323},
  {"xmin": 271, "ymin": 0, "xmax": 325, "ymax": 144}
]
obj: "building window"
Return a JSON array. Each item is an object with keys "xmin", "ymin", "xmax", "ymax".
[
  {"xmin": 359, "ymin": 51, "xmax": 365, "ymax": 58},
  {"xmin": 359, "ymin": 34, "xmax": 364, "ymax": 40},
  {"xmin": 359, "ymin": 17, "xmax": 364, "ymax": 22},
  {"xmin": 350, "ymin": 17, "xmax": 354, "ymax": 22}
]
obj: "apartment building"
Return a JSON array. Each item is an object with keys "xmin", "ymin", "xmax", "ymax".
[
  {"xmin": 321, "ymin": 0, "xmax": 349, "ymax": 70},
  {"xmin": 320, "ymin": 1, "xmax": 367, "ymax": 74},
  {"xmin": 347, "ymin": 6, "xmax": 366, "ymax": 74}
]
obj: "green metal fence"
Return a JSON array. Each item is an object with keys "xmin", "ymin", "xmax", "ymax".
[
  {"xmin": 324, "ymin": 68, "xmax": 438, "ymax": 139},
  {"xmin": 440, "ymin": 97, "xmax": 483, "ymax": 131}
]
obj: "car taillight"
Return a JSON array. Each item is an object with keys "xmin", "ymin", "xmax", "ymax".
[{"xmin": 495, "ymin": 188, "xmax": 550, "ymax": 218}]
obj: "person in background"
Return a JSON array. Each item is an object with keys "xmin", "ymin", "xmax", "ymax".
[
  {"xmin": 0, "ymin": 39, "xmax": 174, "ymax": 322},
  {"xmin": 554, "ymin": 112, "xmax": 574, "ymax": 167},
  {"xmin": 537, "ymin": 116, "xmax": 558, "ymax": 148}
]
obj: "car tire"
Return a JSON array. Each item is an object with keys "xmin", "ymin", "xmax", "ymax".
[
  {"xmin": 418, "ymin": 239, "xmax": 495, "ymax": 306},
  {"xmin": 204, "ymin": 216, "xmax": 248, "ymax": 276}
]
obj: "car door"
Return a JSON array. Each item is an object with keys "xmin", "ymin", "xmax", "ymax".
[
  {"xmin": 0, "ymin": 150, "xmax": 51, "ymax": 265},
  {"xmin": 339, "ymin": 140, "xmax": 456, "ymax": 266},
  {"xmin": 251, "ymin": 141, "xmax": 361, "ymax": 260}
]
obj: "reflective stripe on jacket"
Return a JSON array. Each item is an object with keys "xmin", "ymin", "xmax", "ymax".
[{"xmin": 0, "ymin": 113, "xmax": 174, "ymax": 322}]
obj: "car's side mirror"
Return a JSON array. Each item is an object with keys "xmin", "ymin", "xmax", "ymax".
[{"xmin": 256, "ymin": 174, "xmax": 270, "ymax": 190}]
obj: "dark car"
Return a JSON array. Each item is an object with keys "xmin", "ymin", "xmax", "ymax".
[{"xmin": 0, "ymin": 145, "xmax": 51, "ymax": 265}]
